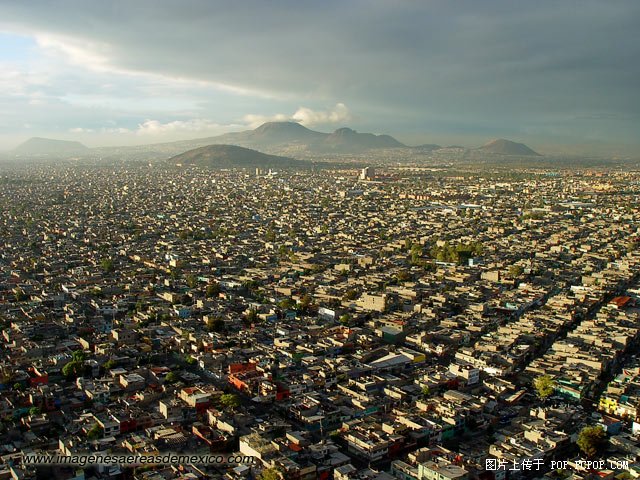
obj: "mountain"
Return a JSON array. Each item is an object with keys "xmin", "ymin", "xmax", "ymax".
[
  {"xmin": 412, "ymin": 143, "xmax": 442, "ymax": 151},
  {"xmin": 167, "ymin": 144, "xmax": 308, "ymax": 168},
  {"xmin": 88, "ymin": 122, "xmax": 407, "ymax": 161},
  {"xmin": 200, "ymin": 122, "xmax": 325, "ymax": 151},
  {"xmin": 477, "ymin": 139, "xmax": 540, "ymax": 156},
  {"xmin": 250, "ymin": 121, "xmax": 327, "ymax": 144},
  {"xmin": 322, "ymin": 127, "xmax": 405, "ymax": 152},
  {"xmin": 13, "ymin": 137, "xmax": 89, "ymax": 156},
  {"xmin": 193, "ymin": 122, "xmax": 405, "ymax": 154}
]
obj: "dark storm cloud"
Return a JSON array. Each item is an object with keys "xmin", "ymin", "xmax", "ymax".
[{"xmin": 1, "ymin": 0, "xmax": 639, "ymax": 152}]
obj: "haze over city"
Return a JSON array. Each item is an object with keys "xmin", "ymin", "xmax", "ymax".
[{"xmin": 1, "ymin": 0, "xmax": 639, "ymax": 156}]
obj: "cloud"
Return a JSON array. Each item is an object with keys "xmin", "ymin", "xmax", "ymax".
[
  {"xmin": 64, "ymin": 106, "xmax": 351, "ymax": 146},
  {"xmin": 30, "ymin": 31, "xmax": 279, "ymax": 99},
  {"xmin": 135, "ymin": 119, "xmax": 238, "ymax": 136},
  {"xmin": 70, "ymin": 126, "xmax": 131, "ymax": 135},
  {"xmin": 292, "ymin": 103, "xmax": 351, "ymax": 126},
  {"xmin": 34, "ymin": 32, "xmax": 113, "ymax": 72},
  {"xmin": 243, "ymin": 103, "xmax": 351, "ymax": 128},
  {"xmin": 0, "ymin": 1, "xmax": 639, "ymax": 152},
  {"xmin": 59, "ymin": 120, "xmax": 241, "ymax": 147},
  {"xmin": 67, "ymin": 120, "xmax": 237, "ymax": 140},
  {"xmin": 242, "ymin": 113, "xmax": 290, "ymax": 129}
]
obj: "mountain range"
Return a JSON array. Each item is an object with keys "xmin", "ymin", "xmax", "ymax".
[
  {"xmin": 197, "ymin": 122, "xmax": 406, "ymax": 154},
  {"xmin": 9, "ymin": 122, "xmax": 542, "ymax": 162}
]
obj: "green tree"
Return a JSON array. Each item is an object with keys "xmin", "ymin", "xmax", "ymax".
[
  {"xmin": 339, "ymin": 314, "xmax": 352, "ymax": 325},
  {"xmin": 626, "ymin": 240, "xmax": 639, "ymax": 252},
  {"xmin": 242, "ymin": 280, "xmax": 259, "ymax": 293},
  {"xmin": 343, "ymin": 289, "xmax": 358, "ymax": 301},
  {"xmin": 220, "ymin": 393, "xmax": 241, "ymax": 410},
  {"xmin": 396, "ymin": 270, "xmax": 412, "ymax": 282},
  {"xmin": 104, "ymin": 359, "xmax": 116, "ymax": 370},
  {"xmin": 28, "ymin": 407, "xmax": 42, "ymax": 416},
  {"xmin": 410, "ymin": 244, "xmax": 424, "ymax": 265},
  {"xmin": 14, "ymin": 289, "xmax": 28, "ymax": 302},
  {"xmin": 277, "ymin": 298, "xmax": 296, "ymax": 310},
  {"xmin": 87, "ymin": 423, "xmax": 103, "ymax": 440},
  {"xmin": 206, "ymin": 282, "xmax": 221, "ymax": 298},
  {"xmin": 577, "ymin": 425, "xmax": 606, "ymax": 458},
  {"xmin": 62, "ymin": 360, "xmax": 84, "ymax": 379},
  {"xmin": 422, "ymin": 261, "xmax": 437, "ymax": 273},
  {"xmin": 533, "ymin": 374, "xmax": 555, "ymax": 400},
  {"xmin": 100, "ymin": 258, "xmax": 114, "ymax": 273},
  {"xmin": 72, "ymin": 350, "xmax": 86, "ymax": 363},
  {"xmin": 258, "ymin": 467, "xmax": 282, "ymax": 480},
  {"xmin": 186, "ymin": 274, "xmax": 198, "ymax": 289},
  {"xmin": 165, "ymin": 372, "xmax": 178, "ymax": 384},
  {"xmin": 430, "ymin": 241, "xmax": 483, "ymax": 265},
  {"xmin": 246, "ymin": 308, "xmax": 258, "ymax": 323},
  {"xmin": 62, "ymin": 351, "xmax": 87, "ymax": 378},
  {"xmin": 265, "ymin": 226, "xmax": 276, "ymax": 242},
  {"xmin": 298, "ymin": 294, "xmax": 312, "ymax": 313},
  {"xmin": 184, "ymin": 355, "xmax": 197, "ymax": 366},
  {"xmin": 509, "ymin": 265, "xmax": 524, "ymax": 278},
  {"xmin": 310, "ymin": 264, "xmax": 325, "ymax": 273},
  {"xmin": 207, "ymin": 317, "xmax": 226, "ymax": 333},
  {"xmin": 421, "ymin": 386, "xmax": 431, "ymax": 398},
  {"xmin": 469, "ymin": 241, "xmax": 483, "ymax": 256}
]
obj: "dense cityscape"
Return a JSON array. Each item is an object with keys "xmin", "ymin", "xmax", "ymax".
[
  {"xmin": 0, "ymin": 162, "xmax": 639, "ymax": 479},
  {"xmin": 2, "ymin": 1, "xmax": 640, "ymax": 479}
]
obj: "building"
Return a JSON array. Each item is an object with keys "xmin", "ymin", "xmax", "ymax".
[{"xmin": 360, "ymin": 167, "xmax": 375, "ymax": 181}]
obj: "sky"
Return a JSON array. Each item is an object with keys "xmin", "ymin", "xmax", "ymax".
[{"xmin": 1, "ymin": 0, "xmax": 639, "ymax": 155}]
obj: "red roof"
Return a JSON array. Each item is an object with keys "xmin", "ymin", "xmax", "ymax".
[
  {"xmin": 611, "ymin": 296, "xmax": 632, "ymax": 308},
  {"xmin": 288, "ymin": 442, "xmax": 303, "ymax": 452}
]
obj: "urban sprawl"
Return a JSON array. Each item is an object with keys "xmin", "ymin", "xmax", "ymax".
[{"xmin": 1, "ymin": 164, "xmax": 640, "ymax": 480}]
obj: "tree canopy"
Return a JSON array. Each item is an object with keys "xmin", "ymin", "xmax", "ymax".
[
  {"xmin": 87, "ymin": 423, "xmax": 103, "ymax": 440},
  {"xmin": 62, "ymin": 351, "xmax": 87, "ymax": 378},
  {"xmin": 220, "ymin": 393, "xmax": 241, "ymax": 410},
  {"xmin": 509, "ymin": 265, "xmax": 524, "ymax": 278},
  {"xmin": 206, "ymin": 282, "xmax": 221, "ymax": 298},
  {"xmin": 533, "ymin": 374, "xmax": 555, "ymax": 400},
  {"xmin": 577, "ymin": 425, "xmax": 606, "ymax": 458},
  {"xmin": 430, "ymin": 241, "xmax": 483, "ymax": 265},
  {"xmin": 100, "ymin": 258, "xmax": 115, "ymax": 273},
  {"xmin": 206, "ymin": 316, "xmax": 226, "ymax": 333},
  {"xmin": 258, "ymin": 467, "xmax": 282, "ymax": 480}
]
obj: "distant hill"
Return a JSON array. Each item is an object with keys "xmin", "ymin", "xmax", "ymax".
[
  {"xmin": 15, "ymin": 129, "xmax": 545, "ymax": 164},
  {"xmin": 168, "ymin": 144, "xmax": 308, "ymax": 168},
  {"xmin": 322, "ymin": 127, "xmax": 404, "ymax": 152},
  {"xmin": 13, "ymin": 137, "xmax": 89, "ymax": 156},
  {"xmin": 250, "ymin": 121, "xmax": 327, "ymax": 144},
  {"xmin": 477, "ymin": 139, "xmax": 540, "ymax": 156},
  {"xmin": 192, "ymin": 122, "xmax": 406, "ymax": 154},
  {"xmin": 412, "ymin": 143, "xmax": 442, "ymax": 152}
]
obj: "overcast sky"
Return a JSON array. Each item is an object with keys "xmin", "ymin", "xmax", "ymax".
[{"xmin": 1, "ymin": 0, "xmax": 639, "ymax": 155}]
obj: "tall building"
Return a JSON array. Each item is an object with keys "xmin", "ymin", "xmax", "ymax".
[{"xmin": 360, "ymin": 166, "xmax": 375, "ymax": 181}]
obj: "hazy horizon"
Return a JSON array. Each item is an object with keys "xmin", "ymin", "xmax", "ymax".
[{"xmin": 1, "ymin": 1, "xmax": 639, "ymax": 156}]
